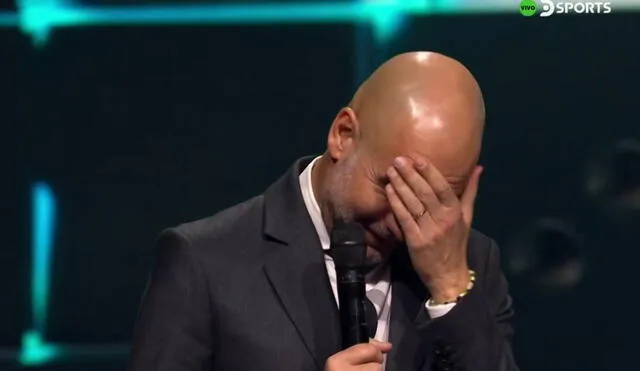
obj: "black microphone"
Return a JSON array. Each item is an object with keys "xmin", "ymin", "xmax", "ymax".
[{"xmin": 330, "ymin": 222, "xmax": 378, "ymax": 349}]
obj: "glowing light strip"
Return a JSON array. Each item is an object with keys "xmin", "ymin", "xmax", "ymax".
[
  {"xmin": 17, "ymin": 183, "xmax": 58, "ymax": 366},
  {"xmin": 6, "ymin": 0, "xmax": 433, "ymax": 45},
  {"xmin": 0, "ymin": 182, "xmax": 130, "ymax": 367},
  {"xmin": 1, "ymin": 0, "xmax": 635, "ymax": 45},
  {"xmin": 4, "ymin": 183, "xmax": 126, "ymax": 367},
  {"xmin": 31, "ymin": 182, "xmax": 55, "ymax": 335}
]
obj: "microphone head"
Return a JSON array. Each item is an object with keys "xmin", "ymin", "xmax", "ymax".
[{"xmin": 330, "ymin": 222, "xmax": 366, "ymax": 269}]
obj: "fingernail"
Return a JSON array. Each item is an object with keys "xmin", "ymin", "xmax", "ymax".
[
  {"xmin": 387, "ymin": 167, "xmax": 397, "ymax": 178},
  {"xmin": 393, "ymin": 156, "xmax": 406, "ymax": 167}
]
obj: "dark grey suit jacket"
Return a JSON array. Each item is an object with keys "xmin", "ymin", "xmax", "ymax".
[{"xmin": 129, "ymin": 157, "xmax": 518, "ymax": 371}]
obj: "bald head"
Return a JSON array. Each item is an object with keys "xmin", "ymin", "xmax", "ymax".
[
  {"xmin": 317, "ymin": 52, "xmax": 487, "ymax": 261},
  {"xmin": 349, "ymin": 52, "xmax": 485, "ymax": 178}
]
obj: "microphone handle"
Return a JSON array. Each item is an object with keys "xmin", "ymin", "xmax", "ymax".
[{"xmin": 336, "ymin": 268, "xmax": 369, "ymax": 349}]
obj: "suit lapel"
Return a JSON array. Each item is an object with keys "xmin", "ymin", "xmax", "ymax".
[
  {"xmin": 263, "ymin": 235, "xmax": 340, "ymax": 368},
  {"xmin": 261, "ymin": 157, "xmax": 341, "ymax": 368},
  {"xmin": 386, "ymin": 250, "xmax": 429, "ymax": 371}
]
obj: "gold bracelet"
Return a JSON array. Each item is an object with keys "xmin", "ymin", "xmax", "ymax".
[{"xmin": 428, "ymin": 269, "xmax": 476, "ymax": 305}]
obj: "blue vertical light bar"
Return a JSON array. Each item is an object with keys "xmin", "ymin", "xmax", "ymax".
[
  {"xmin": 19, "ymin": 182, "xmax": 60, "ymax": 366},
  {"xmin": 31, "ymin": 182, "xmax": 55, "ymax": 334}
]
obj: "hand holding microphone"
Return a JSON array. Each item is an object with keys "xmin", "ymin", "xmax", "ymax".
[{"xmin": 324, "ymin": 340, "xmax": 392, "ymax": 371}]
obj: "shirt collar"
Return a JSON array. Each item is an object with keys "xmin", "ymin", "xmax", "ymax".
[{"xmin": 298, "ymin": 155, "xmax": 330, "ymax": 251}]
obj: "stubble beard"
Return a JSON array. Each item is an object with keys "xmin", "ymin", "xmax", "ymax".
[
  {"xmin": 323, "ymin": 155, "xmax": 385, "ymax": 268},
  {"xmin": 323, "ymin": 155, "xmax": 357, "ymax": 225}
]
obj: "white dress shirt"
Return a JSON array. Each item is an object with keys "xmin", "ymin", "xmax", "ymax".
[{"xmin": 298, "ymin": 156, "xmax": 456, "ymax": 366}]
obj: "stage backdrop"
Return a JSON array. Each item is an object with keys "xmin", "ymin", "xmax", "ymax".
[{"xmin": 2, "ymin": 1, "xmax": 640, "ymax": 370}]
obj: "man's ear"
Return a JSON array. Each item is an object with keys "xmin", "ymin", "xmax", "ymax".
[{"xmin": 327, "ymin": 107, "xmax": 360, "ymax": 162}]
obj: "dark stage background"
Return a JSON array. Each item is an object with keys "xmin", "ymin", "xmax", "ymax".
[{"xmin": 2, "ymin": 1, "xmax": 640, "ymax": 370}]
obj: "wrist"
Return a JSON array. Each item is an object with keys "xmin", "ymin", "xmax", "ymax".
[{"xmin": 427, "ymin": 269, "xmax": 475, "ymax": 304}]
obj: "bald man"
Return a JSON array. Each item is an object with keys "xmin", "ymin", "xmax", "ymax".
[{"xmin": 129, "ymin": 52, "xmax": 518, "ymax": 371}]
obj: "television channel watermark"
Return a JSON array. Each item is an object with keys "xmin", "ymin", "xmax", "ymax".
[{"xmin": 519, "ymin": 0, "xmax": 612, "ymax": 17}]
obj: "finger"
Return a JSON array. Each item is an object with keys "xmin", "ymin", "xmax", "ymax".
[
  {"xmin": 385, "ymin": 184, "xmax": 421, "ymax": 239},
  {"xmin": 369, "ymin": 339, "xmax": 393, "ymax": 353},
  {"xmin": 344, "ymin": 343, "xmax": 385, "ymax": 365},
  {"xmin": 356, "ymin": 364, "xmax": 384, "ymax": 371},
  {"xmin": 385, "ymin": 213, "xmax": 405, "ymax": 242},
  {"xmin": 391, "ymin": 157, "xmax": 441, "ymax": 212},
  {"xmin": 411, "ymin": 158, "xmax": 458, "ymax": 207},
  {"xmin": 386, "ymin": 167, "xmax": 425, "ymax": 218},
  {"xmin": 460, "ymin": 165, "xmax": 483, "ymax": 226}
]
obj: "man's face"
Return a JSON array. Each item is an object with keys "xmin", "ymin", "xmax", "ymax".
[
  {"xmin": 322, "ymin": 106, "xmax": 479, "ymax": 264},
  {"xmin": 323, "ymin": 141, "xmax": 475, "ymax": 265},
  {"xmin": 323, "ymin": 150, "xmax": 404, "ymax": 264}
]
